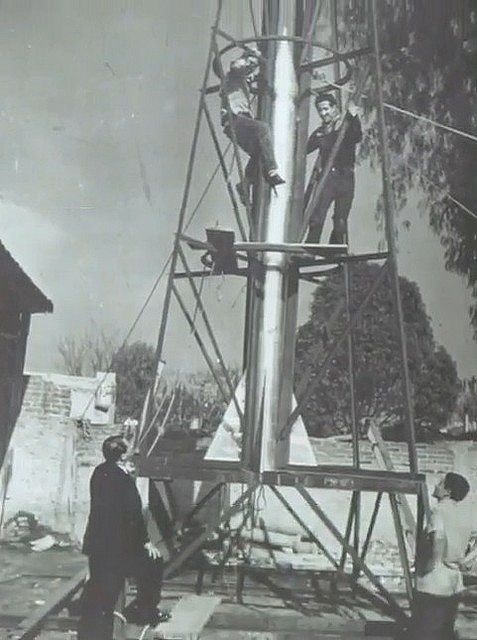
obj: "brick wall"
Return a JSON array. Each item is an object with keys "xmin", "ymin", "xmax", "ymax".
[
  {"xmin": 311, "ymin": 438, "xmax": 456, "ymax": 474},
  {"xmin": 19, "ymin": 375, "xmax": 71, "ymax": 423},
  {"xmin": 20, "ymin": 371, "xmax": 116, "ymax": 426}
]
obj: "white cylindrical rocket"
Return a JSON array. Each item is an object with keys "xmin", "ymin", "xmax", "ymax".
[{"xmin": 243, "ymin": 1, "xmax": 312, "ymax": 472}]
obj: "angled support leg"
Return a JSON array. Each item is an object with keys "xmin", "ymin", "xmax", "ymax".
[{"xmin": 296, "ymin": 485, "xmax": 407, "ymax": 623}]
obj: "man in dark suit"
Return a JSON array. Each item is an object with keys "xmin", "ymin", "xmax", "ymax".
[
  {"xmin": 78, "ymin": 435, "xmax": 166, "ymax": 639},
  {"xmin": 305, "ymin": 93, "xmax": 362, "ymax": 244}
]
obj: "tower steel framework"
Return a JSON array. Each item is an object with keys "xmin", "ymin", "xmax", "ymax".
[{"xmin": 135, "ymin": 0, "xmax": 427, "ymax": 628}]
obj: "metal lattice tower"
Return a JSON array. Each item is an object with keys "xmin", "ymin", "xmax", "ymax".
[{"xmin": 134, "ymin": 0, "xmax": 427, "ymax": 628}]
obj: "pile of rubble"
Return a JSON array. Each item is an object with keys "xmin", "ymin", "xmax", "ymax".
[{"xmin": 1, "ymin": 511, "xmax": 73, "ymax": 552}]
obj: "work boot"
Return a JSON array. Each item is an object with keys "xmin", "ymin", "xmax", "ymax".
[
  {"xmin": 124, "ymin": 600, "xmax": 171, "ymax": 626},
  {"xmin": 264, "ymin": 169, "xmax": 285, "ymax": 187},
  {"xmin": 149, "ymin": 609, "xmax": 171, "ymax": 626}
]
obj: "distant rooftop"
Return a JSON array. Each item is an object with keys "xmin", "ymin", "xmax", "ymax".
[{"xmin": 0, "ymin": 240, "xmax": 53, "ymax": 314}]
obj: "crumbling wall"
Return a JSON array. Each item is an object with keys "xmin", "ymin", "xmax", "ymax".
[
  {"xmin": 2, "ymin": 416, "xmax": 75, "ymax": 535},
  {"xmin": 1, "ymin": 372, "xmax": 117, "ymax": 539}
]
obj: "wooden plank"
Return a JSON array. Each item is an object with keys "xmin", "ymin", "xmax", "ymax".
[
  {"xmin": 206, "ymin": 604, "xmax": 374, "ymax": 634},
  {"xmin": 17, "ymin": 569, "xmax": 87, "ymax": 640},
  {"xmin": 0, "ymin": 613, "xmax": 78, "ymax": 631},
  {"xmin": 153, "ymin": 595, "xmax": 221, "ymax": 639}
]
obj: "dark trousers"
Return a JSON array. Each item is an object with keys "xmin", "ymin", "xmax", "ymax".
[
  {"xmin": 77, "ymin": 551, "xmax": 163, "ymax": 640},
  {"xmin": 224, "ymin": 113, "xmax": 277, "ymax": 182},
  {"xmin": 407, "ymin": 591, "xmax": 459, "ymax": 640},
  {"xmin": 306, "ymin": 168, "xmax": 355, "ymax": 244}
]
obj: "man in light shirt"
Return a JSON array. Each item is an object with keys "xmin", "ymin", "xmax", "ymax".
[
  {"xmin": 409, "ymin": 472, "xmax": 473, "ymax": 639},
  {"xmin": 220, "ymin": 49, "xmax": 285, "ymax": 204}
]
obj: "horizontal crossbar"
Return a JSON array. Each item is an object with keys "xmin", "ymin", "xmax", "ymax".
[
  {"xmin": 296, "ymin": 250, "xmax": 389, "ymax": 268},
  {"xmin": 136, "ymin": 455, "xmax": 425, "ymax": 494},
  {"xmin": 234, "ymin": 241, "xmax": 348, "ymax": 257},
  {"xmin": 174, "ymin": 268, "xmax": 248, "ymax": 279},
  {"xmin": 264, "ymin": 466, "xmax": 425, "ymax": 494}
]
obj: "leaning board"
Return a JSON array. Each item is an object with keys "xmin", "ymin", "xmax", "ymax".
[{"xmin": 153, "ymin": 595, "xmax": 222, "ymax": 640}]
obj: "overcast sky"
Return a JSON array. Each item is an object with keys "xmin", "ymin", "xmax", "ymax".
[{"xmin": 2, "ymin": 1, "xmax": 476, "ymax": 380}]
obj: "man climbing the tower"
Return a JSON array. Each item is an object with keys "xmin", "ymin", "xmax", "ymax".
[
  {"xmin": 221, "ymin": 48, "xmax": 285, "ymax": 205},
  {"xmin": 305, "ymin": 92, "xmax": 362, "ymax": 244}
]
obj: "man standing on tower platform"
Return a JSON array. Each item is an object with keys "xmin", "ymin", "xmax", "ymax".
[
  {"xmin": 220, "ymin": 48, "xmax": 285, "ymax": 204},
  {"xmin": 305, "ymin": 92, "xmax": 362, "ymax": 244}
]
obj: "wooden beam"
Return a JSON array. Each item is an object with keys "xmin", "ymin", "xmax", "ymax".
[
  {"xmin": 153, "ymin": 594, "xmax": 221, "ymax": 639},
  {"xmin": 17, "ymin": 569, "xmax": 87, "ymax": 640}
]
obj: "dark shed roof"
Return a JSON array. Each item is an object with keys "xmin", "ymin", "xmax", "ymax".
[{"xmin": 0, "ymin": 241, "xmax": 53, "ymax": 314}]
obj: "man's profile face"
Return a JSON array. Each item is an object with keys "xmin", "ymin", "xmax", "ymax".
[
  {"xmin": 433, "ymin": 476, "xmax": 449, "ymax": 500},
  {"xmin": 317, "ymin": 100, "xmax": 338, "ymax": 124}
]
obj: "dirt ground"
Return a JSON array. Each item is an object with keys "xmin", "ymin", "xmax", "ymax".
[{"xmin": 1, "ymin": 547, "xmax": 477, "ymax": 639}]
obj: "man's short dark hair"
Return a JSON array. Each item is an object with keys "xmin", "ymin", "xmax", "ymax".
[
  {"xmin": 102, "ymin": 435, "xmax": 127, "ymax": 462},
  {"xmin": 315, "ymin": 92, "xmax": 337, "ymax": 108},
  {"xmin": 444, "ymin": 472, "xmax": 470, "ymax": 502}
]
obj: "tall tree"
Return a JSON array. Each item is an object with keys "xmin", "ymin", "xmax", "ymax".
[
  {"xmin": 111, "ymin": 341, "xmax": 156, "ymax": 420},
  {"xmin": 295, "ymin": 263, "xmax": 460, "ymax": 439},
  {"xmin": 57, "ymin": 327, "xmax": 117, "ymax": 377},
  {"xmin": 335, "ymin": 1, "xmax": 477, "ymax": 333}
]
